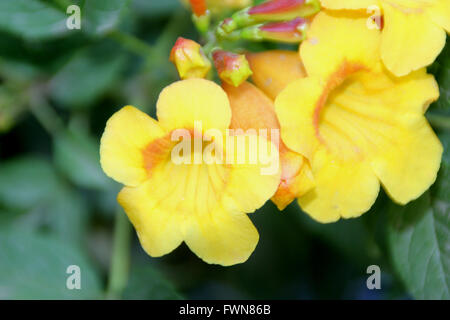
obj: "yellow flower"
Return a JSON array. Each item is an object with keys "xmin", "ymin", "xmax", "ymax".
[
  {"xmin": 224, "ymin": 51, "xmax": 315, "ymax": 210},
  {"xmin": 275, "ymin": 11, "xmax": 443, "ymax": 222},
  {"xmin": 100, "ymin": 79, "xmax": 280, "ymax": 266},
  {"xmin": 320, "ymin": 0, "xmax": 450, "ymax": 76}
]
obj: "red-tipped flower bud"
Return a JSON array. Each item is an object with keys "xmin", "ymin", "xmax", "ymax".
[
  {"xmin": 170, "ymin": 37, "xmax": 212, "ymax": 79},
  {"xmin": 189, "ymin": 0, "xmax": 207, "ymax": 17},
  {"xmin": 189, "ymin": 0, "xmax": 211, "ymax": 33},
  {"xmin": 212, "ymin": 50, "xmax": 253, "ymax": 87},
  {"xmin": 219, "ymin": 0, "xmax": 320, "ymax": 33},
  {"xmin": 240, "ymin": 17, "xmax": 308, "ymax": 43}
]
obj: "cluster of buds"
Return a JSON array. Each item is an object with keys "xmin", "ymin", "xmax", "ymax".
[
  {"xmin": 169, "ymin": 37, "xmax": 253, "ymax": 87},
  {"xmin": 171, "ymin": 0, "xmax": 320, "ymax": 87},
  {"xmin": 217, "ymin": 0, "xmax": 319, "ymax": 43}
]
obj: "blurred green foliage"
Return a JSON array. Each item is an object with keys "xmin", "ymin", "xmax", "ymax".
[{"xmin": 0, "ymin": 0, "xmax": 448, "ymax": 300}]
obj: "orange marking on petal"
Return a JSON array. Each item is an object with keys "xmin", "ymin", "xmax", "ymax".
[
  {"xmin": 142, "ymin": 134, "xmax": 175, "ymax": 175},
  {"xmin": 313, "ymin": 61, "xmax": 366, "ymax": 143}
]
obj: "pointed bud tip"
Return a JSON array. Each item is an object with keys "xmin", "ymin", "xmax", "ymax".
[
  {"xmin": 259, "ymin": 17, "xmax": 308, "ymax": 43},
  {"xmin": 213, "ymin": 50, "xmax": 253, "ymax": 87}
]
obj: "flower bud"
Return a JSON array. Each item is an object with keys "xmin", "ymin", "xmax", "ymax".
[
  {"xmin": 220, "ymin": 0, "xmax": 320, "ymax": 33},
  {"xmin": 188, "ymin": 0, "xmax": 211, "ymax": 33},
  {"xmin": 170, "ymin": 37, "xmax": 212, "ymax": 79},
  {"xmin": 239, "ymin": 17, "xmax": 308, "ymax": 43},
  {"xmin": 212, "ymin": 50, "xmax": 253, "ymax": 87},
  {"xmin": 209, "ymin": 0, "xmax": 252, "ymax": 13},
  {"xmin": 182, "ymin": 0, "xmax": 251, "ymax": 14},
  {"xmin": 189, "ymin": 0, "xmax": 208, "ymax": 17}
]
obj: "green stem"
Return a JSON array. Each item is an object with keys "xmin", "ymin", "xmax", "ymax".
[
  {"xmin": 427, "ymin": 113, "xmax": 450, "ymax": 131},
  {"xmin": 108, "ymin": 30, "xmax": 155, "ymax": 59},
  {"xmin": 106, "ymin": 207, "xmax": 132, "ymax": 300},
  {"xmin": 29, "ymin": 89, "xmax": 64, "ymax": 136}
]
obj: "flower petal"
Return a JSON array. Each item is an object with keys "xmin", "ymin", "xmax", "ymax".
[
  {"xmin": 184, "ymin": 200, "xmax": 259, "ymax": 266},
  {"xmin": 317, "ymin": 66, "xmax": 440, "ymax": 204},
  {"xmin": 371, "ymin": 115, "xmax": 443, "ymax": 204},
  {"xmin": 156, "ymin": 78, "xmax": 231, "ymax": 132},
  {"xmin": 225, "ymin": 133, "xmax": 281, "ymax": 213},
  {"xmin": 100, "ymin": 106, "xmax": 165, "ymax": 186},
  {"xmin": 354, "ymin": 68, "xmax": 440, "ymax": 114},
  {"xmin": 247, "ymin": 50, "xmax": 306, "ymax": 100},
  {"xmin": 224, "ymin": 81, "xmax": 310, "ymax": 210},
  {"xmin": 300, "ymin": 10, "xmax": 381, "ymax": 78},
  {"xmin": 223, "ymin": 81, "xmax": 280, "ymax": 131},
  {"xmin": 320, "ymin": 0, "xmax": 378, "ymax": 10},
  {"xmin": 298, "ymin": 149, "xmax": 380, "ymax": 223},
  {"xmin": 118, "ymin": 180, "xmax": 184, "ymax": 257},
  {"xmin": 275, "ymin": 76, "xmax": 324, "ymax": 159},
  {"xmin": 428, "ymin": 0, "xmax": 450, "ymax": 32},
  {"xmin": 380, "ymin": 2, "xmax": 446, "ymax": 76},
  {"xmin": 272, "ymin": 150, "xmax": 315, "ymax": 210}
]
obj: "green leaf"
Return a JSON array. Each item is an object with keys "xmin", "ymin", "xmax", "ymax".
[
  {"xmin": 387, "ymin": 132, "xmax": 450, "ymax": 299},
  {"xmin": 123, "ymin": 263, "xmax": 182, "ymax": 300},
  {"xmin": 49, "ymin": 42, "xmax": 126, "ymax": 109},
  {"xmin": 0, "ymin": 156, "xmax": 89, "ymax": 244},
  {"xmin": 0, "ymin": 184, "xmax": 90, "ymax": 245},
  {"xmin": 0, "ymin": 156, "xmax": 59, "ymax": 211},
  {"xmin": 131, "ymin": 0, "xmax": 181, "ymax": 18},
  {"xmin": 0, "ymin": 0, "xmax": 68, "ymax": 40},
  {"xmin": 83, "ymin": 0, "xmax": 129, "ymax": 35},
  {"xmin": 387, "ymin": 193, "xmax": 449, "ymax": 299},
  {"xmin": 46, "ymin": 185, "xmax": 89, "ymax": 245},
  {"xmin": 0, "ymin": 228, "xmax": 102, "ymax": 299},
  {"xmin": 432, "ymin": 132, "xmax": 450, "ymax": 201},
  {"xmin": 0, "ymin": 84, "xmax": 28, "ymax": 133},
  {"xmin": 54, "ymin": 129, "xmax": 114, "ymax": 191}
]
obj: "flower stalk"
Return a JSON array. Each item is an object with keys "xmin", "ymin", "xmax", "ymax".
[{"xmin": 106, "ymin": 207, "xmax": 132, "ymax": 299}]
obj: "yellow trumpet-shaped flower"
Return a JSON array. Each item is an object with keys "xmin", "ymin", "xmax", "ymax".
[
  {"xmin": 275, "ymin": 11, "xmax": 443, "ymax": 223},
  {"xmin": 320, "ymin": 0, "xmax": 450, "ymax": 76},
  {"xmin": 100, "ymin": 79, "xmax": 280, "ymax": 266},
  {"xmin": 223, "ymin": 80, "xmax": 315, "ymax": 210},
  {"xmin": 245, "ymin": 50, "xmax": 315, "ymax": 209}
]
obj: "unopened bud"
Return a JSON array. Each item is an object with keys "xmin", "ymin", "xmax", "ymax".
[
  {"xmin": 170, "ymin": 37, "xmax": 212, "ymax": 79},
  {"xmin": 220, "ymin": 0, "xmax": 320, "ymax": 33},
  {"xmin": 212, "ymin": 50, "xmax": 253, "ymax": 87},
  {"xmin": 189, "ymin": 0, "xmax": 210, "ymax": 33},
  {"xmin": 189, "ymin": 0, "xmax": 208, "ymax": 17},
  {"xmin": 240, "ymin": 17, "xmax": 308, "ymax": 43}
]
